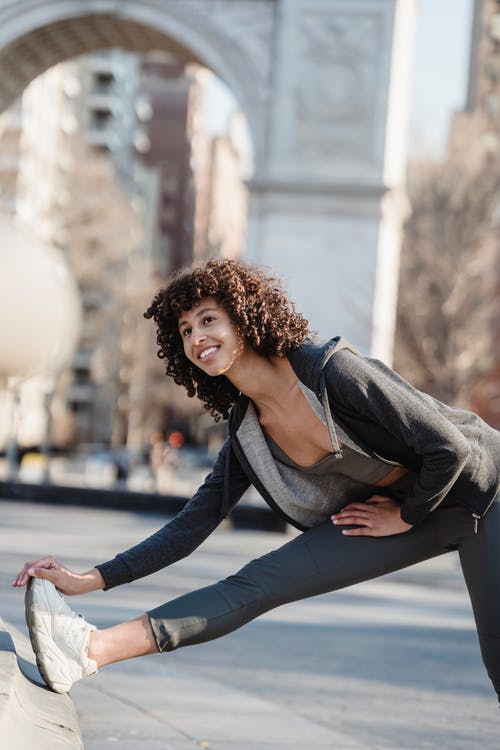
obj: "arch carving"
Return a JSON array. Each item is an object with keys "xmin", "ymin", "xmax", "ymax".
[{"xmin": 295, "ymin": 12, "xmax": 382, "ymax": 162}]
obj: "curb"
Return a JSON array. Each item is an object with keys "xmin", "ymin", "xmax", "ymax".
[
  {"xmin": 0, "ymin": 480, "xmax": 288, "ymax": 532},
  {"xmin": 0, "ymin": 616, "xmax": 83, "ymax": 750}
]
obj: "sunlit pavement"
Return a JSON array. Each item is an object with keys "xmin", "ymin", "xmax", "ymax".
[{"xmin": 1, "ymin": 499, "xmax": 498, "ymax": 749}]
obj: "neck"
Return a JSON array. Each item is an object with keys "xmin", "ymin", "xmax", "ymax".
[{"xmin": 227, "ymin": 350, "xmax": 298, "ymax": 412}]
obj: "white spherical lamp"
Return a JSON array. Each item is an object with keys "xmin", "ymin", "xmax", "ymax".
[{"xmin": 0, "ymin": 217, "xmax": 82, "ymax": 382}]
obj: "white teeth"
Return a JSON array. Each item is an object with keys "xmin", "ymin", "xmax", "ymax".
[{"xmin": 199, "ymin": 346, "xmax": 217, "ymax": 360}]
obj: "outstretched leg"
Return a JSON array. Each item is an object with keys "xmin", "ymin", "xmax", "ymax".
[{"xmin": 146, "ymin": 504, "xmax": 472, "ymax": 653}]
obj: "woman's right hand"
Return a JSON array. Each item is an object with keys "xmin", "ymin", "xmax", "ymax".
[{"xmin": 12, "ymin": 555, "xmax": 105, "ymax": 595}]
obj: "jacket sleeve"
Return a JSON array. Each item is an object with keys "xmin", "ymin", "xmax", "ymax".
[
  {"xmin": 325, "ymin": 352, "xmax": 471, "ymax": 525},
  {"xmin": 95, "ymin": 438, "xmax": 250, "ymax": 589}
]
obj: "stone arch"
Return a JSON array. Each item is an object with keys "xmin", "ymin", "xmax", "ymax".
[
  {"xmin": 0, "ymin": 1, "xmax": 274, "ymax": 168},
  {"xmin": 0, "ymin": 0, "xmax": 416, "ymax": 360}
]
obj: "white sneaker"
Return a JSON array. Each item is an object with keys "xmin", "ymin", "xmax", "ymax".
[{"xmin": 25, "ymin": 577, "xmax": 98, "ymax": 693}]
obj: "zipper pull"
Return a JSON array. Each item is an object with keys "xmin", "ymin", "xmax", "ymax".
[{"xmin": 472, "ymin": 513, "xmax": 481, "ymax": 534}]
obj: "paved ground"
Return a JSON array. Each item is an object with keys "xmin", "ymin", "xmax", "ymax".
[{"xmin": 1, "ymin": 499, "xmax": 498, "ymax": 749}]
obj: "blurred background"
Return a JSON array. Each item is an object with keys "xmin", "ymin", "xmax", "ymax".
[{"xmin": 0, "ymin": 0, "xmax": 498, "ymax": 502}]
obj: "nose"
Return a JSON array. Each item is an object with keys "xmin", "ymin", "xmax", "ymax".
[{"xmin": 192, "ymin": 330, "xmax": 206, "ymax": 346}]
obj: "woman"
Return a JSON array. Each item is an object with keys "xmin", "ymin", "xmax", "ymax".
[{"xmin": 14, "ymin": 258, "xmax": 500, "ymax": 701}]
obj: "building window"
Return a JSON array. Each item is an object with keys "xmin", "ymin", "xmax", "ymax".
[
  {"xmin": 93, "ymin": 72, "xmax": 115, "ymax": 92},
  {"xmin": 91, "ymin": 108, "xmax": 113, "ymax": 130},
  {"xmin": 91, "ymin": 144, "xmax": 111, "ymax": 155}
]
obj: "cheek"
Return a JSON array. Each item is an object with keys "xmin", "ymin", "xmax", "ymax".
[
  {"xmin": 234, "ymin": 330, "xmax": 246, "ymax": 353},
  {"xmin": 225, "ymin": 330, "xmax": 240, "ymax": 351}
]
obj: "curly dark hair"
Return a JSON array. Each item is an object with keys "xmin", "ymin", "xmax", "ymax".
[{"xmin": 144, "ymin": 258, "xmax": 309, "ymax": 421}]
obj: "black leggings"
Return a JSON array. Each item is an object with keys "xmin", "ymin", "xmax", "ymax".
[{"xmin": 148, "ymin": 495, "xmax": 500, "ymax": 701}]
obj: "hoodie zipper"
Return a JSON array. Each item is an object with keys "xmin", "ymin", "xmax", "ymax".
[
  {"xmin": 472, "ymin": 512, "xmax": 481, "ymax": 534},
  {"xmin": 318, "ymin": 370, "xmax": 404, "ymax": 468}
]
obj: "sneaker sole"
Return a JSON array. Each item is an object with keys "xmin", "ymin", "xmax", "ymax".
[{"xmin": 25, "ymin": 578, "xmax": 72, "ymax": 693}]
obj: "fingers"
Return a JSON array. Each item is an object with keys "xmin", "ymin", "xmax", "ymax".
[
  {"xmin": 331, "ymin": 501, "xmax": 410, "ymax": 538},
  {"xmin": 333, "ymin": 514, "xmax": 382, "ymax": 537},
  {"xmin": 331, "ymin": 502, "xmax": 384, "ymax": 536},
  {"xmin": 332, "ymin": 513, "xmax": 370, "ymax": 526},
  {"xmin": 332, "ymin": 504, "xmax": 374, "ymax": 525},
  {"xmin": 12, "ymin": 556, "xmax": 60, "ymax": 587},
  {"xmin": 336, "ymin": 502, "xmax": 376, "ymax": 514},
  {"xmin": 341, "ymin": 527, "xmax": 372, "ymax": 536}
]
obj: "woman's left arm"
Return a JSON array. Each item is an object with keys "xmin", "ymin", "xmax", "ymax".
[{"xmin": 325, "ymin": 352, "xmax": 471, "ymax": 528}]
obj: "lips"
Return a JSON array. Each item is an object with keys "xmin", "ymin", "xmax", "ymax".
[{"xmin": 198, "ymin": 345, "xmax": 219, "ymax": 361}]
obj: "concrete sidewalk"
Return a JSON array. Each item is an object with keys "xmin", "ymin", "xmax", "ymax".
[{"xmin": 1, "ymin": 499, "xmax": 499, "ymax": 749}]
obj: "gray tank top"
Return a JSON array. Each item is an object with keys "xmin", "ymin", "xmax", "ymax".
[
  {"xmin": 235, "ymin": 381, "xmax": 405, "ymax": 528},
  {"xmin": 264, "ymin": 433, "xmax": 390, "ymax": 484}
]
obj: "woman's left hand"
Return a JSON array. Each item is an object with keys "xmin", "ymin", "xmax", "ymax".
[{"xmin": 331, "ymin": 495, "xmax": 413, "ymax": 537}]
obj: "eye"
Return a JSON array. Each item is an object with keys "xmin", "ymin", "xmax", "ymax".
[
  {"xmin": 202, "ymin": 316, "xmax": 215, "ymax": 325},
  {"xmin": 181, "ymin": 327, "xmax": 191, "ymax": 337}
]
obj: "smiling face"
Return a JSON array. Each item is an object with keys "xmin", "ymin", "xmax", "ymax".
[{"xmin": 178, "ymin": 297, "xmax": 246, "ymax": 377}]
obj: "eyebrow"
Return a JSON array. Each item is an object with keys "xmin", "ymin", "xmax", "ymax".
[{"xmin": 178, "ymin": 306, "xmax": 219, "ymax": 329}]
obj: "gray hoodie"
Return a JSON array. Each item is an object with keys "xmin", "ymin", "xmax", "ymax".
[{"xmin": 96, "ymin": 337, "xmax": 500, "ymax": 589}]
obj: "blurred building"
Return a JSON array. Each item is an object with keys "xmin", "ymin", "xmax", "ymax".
[
  {"xmin": 450, "ymin": 0, "xmax": 500, "ymax": 150},
  {"xmin": 189, "ymin": 68, "xmax": 215, "ymax": 263},
  {"xmin": 0, "ymin": 47, "xmax": 249, "ymax": 454},
  {"xmin": 466, "ymin": 0, "xmax": 500, "ymax": 120},
  {"xmin": 136, "ymin": 58, "xmax": 203, "ymax": 271},
  {"xmin": 134, "ymin": 61, "xmax": 249, "ymax": 267},
  {"xmin": 453, "ymin": 0, "xmax": 500, "ymax": 427},
  {"xmin": 205, "ymin": 114, "xmax": 248, "ymax": 259},
  {"xmin": 16, "ymin": 55, "xmax": 148, "ymax": 445}
]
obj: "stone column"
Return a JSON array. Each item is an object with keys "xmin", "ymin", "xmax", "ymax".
[{"xmin": 246, "ymin": 0, "xmax": 415, "ymax": 361}]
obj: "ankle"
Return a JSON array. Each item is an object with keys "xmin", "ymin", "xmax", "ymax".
[{"xmin": 87, "ymin": 629, "xmax": 103, "ymax": 666}]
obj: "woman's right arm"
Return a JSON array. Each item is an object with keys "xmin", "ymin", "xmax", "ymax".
[{"xmin": 14, "ymin": 439, "xmax": 250, "ymax": 594}]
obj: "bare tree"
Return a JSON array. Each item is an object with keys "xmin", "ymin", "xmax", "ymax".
[{"xmin": 394, "ymin": 144, "xmax": 500, "ymax": 406}]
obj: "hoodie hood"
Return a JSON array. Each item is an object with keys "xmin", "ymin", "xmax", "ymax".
[
  {"xmin": 229, "ymin": 336, "xmax": 356, "ymax": 429},
  {"xmin": 287, "ymin": 336, "xmax": 358, "ymax": 395}
]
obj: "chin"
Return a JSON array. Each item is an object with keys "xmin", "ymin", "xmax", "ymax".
[
  {"xmin": 196, "ymin": 361, "xmax": 225, "ymax": 376},
  {"xmin": 208, "ymin": 366, "xmax": 229, "ymax": 377}
]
